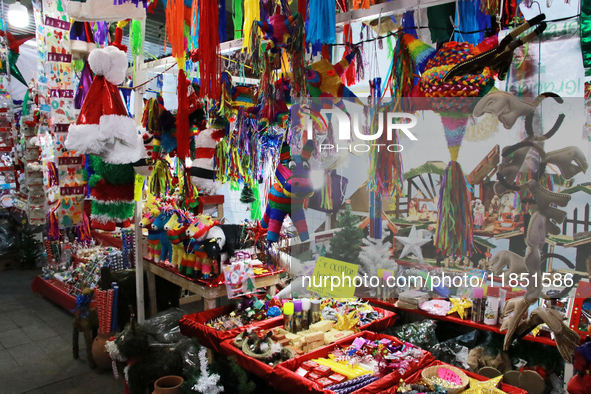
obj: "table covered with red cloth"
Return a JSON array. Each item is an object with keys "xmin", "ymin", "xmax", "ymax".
[
  {"xmin": 180, "ymin": 305, "xmax": 396, "ymax": 354},
  {"xmin": 384, "ymin": 360, "xmax": 527, "ymax": 394},
  {"xmin": 90, "ymin": 230, "xmax": 123, "ymax": 248},
  {"xmin": 179, "ymin": 304, "xmax": 284, "ymax": 354},
  {"xmin": 31, "ymin": 276, "xmax": 97, "ymax": 312},
  {"xmin": 273, "ymin": 331, "xmax": 434, "ymax": 394}
]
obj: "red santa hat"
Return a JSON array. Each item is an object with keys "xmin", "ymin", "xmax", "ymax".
[{"xmin": 65, "ymin": 46, "xmax": 145, "ymax": 164}]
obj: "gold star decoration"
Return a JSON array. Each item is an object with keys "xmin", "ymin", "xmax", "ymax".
[
  {"xmin": 447, "ymin": 298, "xmax": 473, "ymax": 320},
  {"xmin": 530, "ymin": 324, "xmax": 543, "ymax": 337},
  {"xmin": 462, "ymin": 376, "xmax": 505, "ymax": 394},
  {"xmin": 334, "ymin": 311, "xmax": 360, "ymax": 331}
]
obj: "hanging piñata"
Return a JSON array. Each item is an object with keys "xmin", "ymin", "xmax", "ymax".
[{"xmin": 261, "ymin": 140, "xmax": 315, "ymax": 243}]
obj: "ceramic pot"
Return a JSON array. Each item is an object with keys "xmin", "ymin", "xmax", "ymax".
[
  {"xmin": 153, "ymin": 376, "xmax": 184, "ymax": 394},
  {"xmin": 91, "ymin": 332, "xmax": 113, "ymax": 370}
]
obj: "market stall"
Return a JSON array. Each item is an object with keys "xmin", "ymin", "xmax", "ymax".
[{"xmin": 2, "ymin": 0, "xmax": 591, "ymax": 393}]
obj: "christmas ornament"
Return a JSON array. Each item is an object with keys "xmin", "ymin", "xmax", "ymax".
[
  {"xmin": 462, "ymin": 376, "xmax": 504, "ymax": 394},
  {"xmin": 447, "ymin": 298, "xmax": 473, "ymax": 320},
  {"xmin": 394, "ymin": 225, "xmax": 431, "ymax": 264}
]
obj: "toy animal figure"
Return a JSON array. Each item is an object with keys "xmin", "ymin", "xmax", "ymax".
[
  {"xmin": 151, "ymin": 211, "xmax": 173, "ymax": 262},
  {"xmin": 181, "ymin": 215, "xmax": 216, "ymax": 277},
  {"xmin": 105, "ymin": 315, "xmax": 183, "ymax": 394},
  {"xmin": 203, "ymin": 224, "xmax": 244, "ymax": 265},
  {"xmin": 72, "ymin": 288, "xmax": 99, "ymax": 368},
  {"xmin": 164, "ymin": 211, "xmax": 192, "ymax": 269},
  {"xmin": 139, "ymin": 209, "xmax": 161, "ymax": 262},
  {"xmin": 261, "ymin": 140, "xmax": 315, "ymax": 243}
]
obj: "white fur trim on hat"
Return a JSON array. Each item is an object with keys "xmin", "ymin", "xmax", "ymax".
[
  {"xmin": 65, "ymin": 115, "xmax": 146, "ymax": 164},
  {"xmin": 88, "ymin": 46, "xmax": 128, "ymax": 86},
  {"xmin": 67, "ymin": 0, "xmax": 146, "ymax": 22}
]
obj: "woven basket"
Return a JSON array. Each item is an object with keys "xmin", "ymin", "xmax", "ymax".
[
  {"xmin": 233, "ymin": 332, "xmax": 246, "ymax": 349},
  {"xmin": 421, "ymin": 365, "xmax": 470, "ymax": 394},
  {"xmin": 242, "ymin": 337, "xmax": 274, "ymax": 360}
]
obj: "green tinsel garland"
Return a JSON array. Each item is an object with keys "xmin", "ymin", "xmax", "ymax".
[
  {"xmin": 89, "ymin": 155, "xmax": 136, "ymax": 185},
  {"xmin": 89, "ymin": 174, "xmax": 102, "ymax": 188},
  {"xmin": 91, "ymin": 201, "xmax": 135, "ymax": 220},
  {"xmin": 130, "ymin": 20, "xmax": 143, "ymax": 57}
]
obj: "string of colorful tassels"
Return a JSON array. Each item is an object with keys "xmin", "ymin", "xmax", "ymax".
[
  {"xmin": 149, "ymin": 159, "xmax": 171, "ymax": 197},
  {"xmin": 47, "ymin": 162, "xmax": 59, "ymax": 187},
  {"xmin": 76, "ymin": 212, "xmax": 92, "ymax": 243},
  {"xmin": 198, "ymin": 0, "xmax": 221, "ymax": 100},
  {"xmin": 47, "ymin": 207, "xmax": 60, "ymax": 241}
]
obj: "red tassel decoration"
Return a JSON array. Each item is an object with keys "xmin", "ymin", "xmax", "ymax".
[
  {"xmin": 177, "ymin": 70, "xmax": 191, "ymax": 160},
  {"xmin": 342, "ymin": 24, "xmax": 356, "ymax": 86},
  {"xmin": 298, "ymin": 0, "xmax": 307, "ymax": 23},
  {"xmin": 198, "ymin": 0, "xmax": 221, "ymax": 100}
]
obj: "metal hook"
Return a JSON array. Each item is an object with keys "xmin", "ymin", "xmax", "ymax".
[{"xmin": 527, "ymin": 0, "xmax": 543, "ymax": 16}]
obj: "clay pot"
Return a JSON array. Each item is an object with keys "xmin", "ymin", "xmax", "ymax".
[
  {"xmin": 153, "ymin": 376, "xmax": 184, "ymax": 394},
  {"xmin": 91, "ymin": 332, "xmax": 114, "ymax": 370}
]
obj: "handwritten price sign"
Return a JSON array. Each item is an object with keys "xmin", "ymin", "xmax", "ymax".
[
  {"xmin": 44, "ymin": 16, "xmax": 70, "ymax": 30},
  {"xmin": 54, "ymin": 124, "xmax": 70, "ymax": 133},
  {"xmin": 437, "ymin": 368, "xmax": 462, "ymax": 385},
  {"xmin": 50, "ymin": 89, "xmax": 74, "ymax": 99},
  {"xmin": 47, "ymin": 53, "xmax": 72, "ymax": 63},
  {"xmin": 60, "ymin": 186, "xmax": 85, "ymax": 196},
  {"xmin": 58, "ymin": 156, "xmax": 83, "ymax": 166}
]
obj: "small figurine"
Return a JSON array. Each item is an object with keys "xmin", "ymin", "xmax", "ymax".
[
  {"xmin": 489, "ymin": 195, "xmax": 501, "ymax": 218},
  {"xmin": 473, "ymin": 199, "xmax": 485, "ymax": 229},
  {"xmin": 455, "ymin": 256, "xmax": 462, "ymax": 267},
  {"xmin": 463, "ymin": 256, "xmax": 471, "ymax": 268},
  {"xmin": 478, "ymin": 258, "xmax": 487, "ymax": 270}
]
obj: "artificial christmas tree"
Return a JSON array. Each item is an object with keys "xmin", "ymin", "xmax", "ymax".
[
  {"xmin": 240, "ymin": 185, "xmax": 256, "ymax": 203},
  {"xmin": 358, "ymin": 236, "xmax": 396, "ymax": 277},
  {"xmin": 326, "ymin": 204, "xmax": 364, "ymax": 265}
]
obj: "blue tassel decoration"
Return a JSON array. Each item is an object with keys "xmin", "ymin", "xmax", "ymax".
[{"xmin": 306, "ymin": 0, "xmax": 336, "ymax": 45}]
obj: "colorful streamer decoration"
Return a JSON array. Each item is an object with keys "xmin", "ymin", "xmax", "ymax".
[
  {"xmin": 198, "ymin": 0, "xmax": 221, "ymax": 100},
  {"xmin": 418, "ymin": 41, "xmax": 494, "ymax": 257}
]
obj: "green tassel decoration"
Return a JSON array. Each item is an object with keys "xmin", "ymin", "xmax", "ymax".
[
  {"xmin": 250, "ymin": 182, "xmax": 262, "ymax": 220},
  {"xmin": 130, "ymin": 20, "xmax": 144, "ymax": 57},
  {"xmin": 233, "ymin": 0, "xmax": 243, "ymax": 39}
]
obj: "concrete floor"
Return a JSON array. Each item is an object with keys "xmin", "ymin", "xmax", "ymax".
[{"xmin": 0, "ymin": 269, "xmax": 126, "ymax": 394}]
